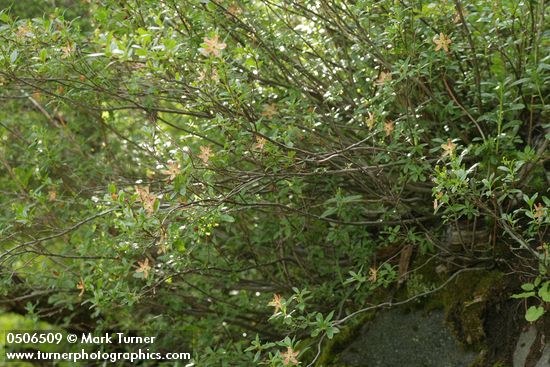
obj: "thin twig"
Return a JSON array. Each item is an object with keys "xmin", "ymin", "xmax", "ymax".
[
  {"xmin": 334, "ymin": 266, "xmax": 486, "ymax": 325},
  {"xmin": 442, "ymin": 76, "xmax": 486, "ymax": 142}
]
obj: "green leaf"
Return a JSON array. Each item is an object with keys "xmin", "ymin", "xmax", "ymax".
[
  {"xmin": 10, "ymin": 50, "xmax": 18, "ymax": 64},
  {"xmin": 108, "ymin": 183, "xmax": 116, "ymax": 194},
  {"xmin": 521, "ymin": 283, "xmax": 535, "ymax": 291},
  {"xmin": 511, "ymin": 292, "xmax": 535, "ymax": 299},
  {"xmin": 525, "ymin": 306, "xmax": 544, "ymax": 322},
  {"xmin": 315, "ymin": 312, "xmax": 323, "ymax": 323},
  {"xmin": 0, "ymin": 12, "xmax": 10, "ymax": 23},
  {"xmin": 40, "ymin": 49, "xmax": 48, "ymax": 62},
  {"xmin": 538, "ymin": 282, "xmax": 550, "ymax": 302},
  {"xmin": 320, "ymin": 207, "xmax": 337, "ymax": 218},
  {"xmin": 219, "ymin": 214, "xmax": 235, "ymax": 223},
  {"xmin": 506, "ymin": 103, "xmax": 525, "ymax": 111},
  {"xmin": 326, "ymin": 326, "xmax": 339, "ymax": 339}
]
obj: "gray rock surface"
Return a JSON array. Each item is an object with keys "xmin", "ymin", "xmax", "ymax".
[
  {"xmin": 513, "ymin": 326, "xmax": 538, "ymax": 367},
  {"xmin": 513, "ymin": 325, "xmax": 550, "ymax": 367},
  {"xmin": 338, "ymin": 309, "xmax": 477, "ymax": 367},
  {"xmin": 535, "ymin": 343, "xmax": 550, "ymax": 367}
]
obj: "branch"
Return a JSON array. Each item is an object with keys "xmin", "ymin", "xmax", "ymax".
[
  {"xmin": 333, "ymin": 266, "xmax": 486, "ymax": 326},
  {"xmin": 0, "ymin": 209, "xmax": 117, "ymax": 264}
]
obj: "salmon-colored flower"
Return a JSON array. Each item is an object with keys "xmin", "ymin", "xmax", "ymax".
[
  {"xmin": 368, "ymin": 267, "xmax": 378, "ymax": 282},
  {"xmin": 433, "ymin": 33, "xmax": 452, "ymax": 52},
  {"xmin": 268, "ymin": 294, "xmax": 283, "ymax": 314},
  {"xmin": 441, "ymin": 138, "xmax": 457, "ymax": 158},
  {"xmin": 198, "ymin": 146, "xmax": 213, "ymax": 164},
  {"xmin": 16, "ymin": 24, "xmax": 32, "ymax": 38},
  {"xmin": 375, "ymin": 71, "xmax": 392, "ymax": 85},
  {"xmin": 227, "ymin": 5, "xmax": 242, "ymax": 16},
  {"xmin": 383, "ymin": 120, "xmax": 394, "ymax": 136},
  {"xmin": 534, "ymin": 203, "xmax": 545, "ymax": 219},
  {"xmin": 281, "ymin": 346, "xmax": 299, "ymax": 366},
  {"xmin": 61, "ymin": 43, "xmax": 73, "ymax": 59},
  {"xmin": 76, "ymin": 278, "xmax": 85, "ymax": 297},
  {"xmin": 161, "ymin": 161, "xmax": 181, "ymax": 181},
  {"xmin": 135, "ymin": 186, "xmax": 157, "ymax": 214},
  {"xmin": 157, "ymin": 227, "xmax": 168, "ymax": 254},
  {"xmin": 136, "ymin": 258, "xmax": 151, "ymax": 279},
  {"xmin": 261, "ymin": 103, "xmax": 278, "ymax": 119},
  {"xmin": 200, "ymin": 35, "xmax": 227, "ymax": 57},
  {"xmin": 453, "ymin": 9, "xmax": 468, "ymax": 24},
  {"xmin": 254, "ymin": 136, "xmax": 266, "ymax": 150},
  {"xmin": 48, "ymin": 190, "xmax": 57, "ymax": 202},
  {"xmin": 198, "ymin": 68, "xmax": 219, "ymax": 82}
]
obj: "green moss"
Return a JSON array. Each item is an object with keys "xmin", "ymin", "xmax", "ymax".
[{"xmin": 440, "ymin": 271, "xmax": 503, "ymax": 348}]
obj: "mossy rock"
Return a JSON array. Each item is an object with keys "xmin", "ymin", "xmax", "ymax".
[
  {"xmin": 314, "ymin": 311, "xmax": 376, "ymax": 367},
  {"xmin": 440, "ymin": 270, "xmax": 504, "ymax": 349},
  {"xmin": 315, "ymin": 261, "xmax": 507, "ymax": 367},
  {"xmin": 399, "ymin": 255, "xmax": 505, "ymax": 350}
]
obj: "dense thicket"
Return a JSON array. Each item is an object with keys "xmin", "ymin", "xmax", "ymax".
[{"xmin": 0, "ymin": 1, "xmax": 548, "ymax": 365}]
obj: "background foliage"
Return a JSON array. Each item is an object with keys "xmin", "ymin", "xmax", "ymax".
[{"xmin": 0, "ymin": 0, "xmax": 548, "ymax": 365}]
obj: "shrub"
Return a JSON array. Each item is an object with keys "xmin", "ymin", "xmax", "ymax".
[{"xmin": 0, "ymin": 0, "xmax": 548, "ymax": 365}]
